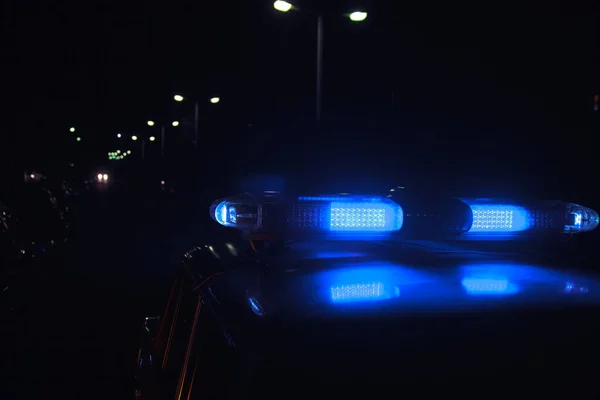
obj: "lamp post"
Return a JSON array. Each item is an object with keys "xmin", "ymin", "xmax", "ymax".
[
  {"xmin": 146, "ymin": 120, "xmax": 178, "ymax": 158},
  {"xmin": 173, "ymin": 95, "xmax": 220, "ymax": 149},
  {"xmin": 273, "ymin": 1, "xmax": 367, "ymax": 121}
]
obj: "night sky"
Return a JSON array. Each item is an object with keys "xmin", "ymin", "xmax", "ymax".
[{"xmin": 4, "ymin": 0, "xmax": 599, "ymax": 198}]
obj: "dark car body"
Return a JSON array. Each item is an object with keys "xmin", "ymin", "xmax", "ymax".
[{"xmin": 135, "ymin": 239, "xmax": 600, "ymax": 399}]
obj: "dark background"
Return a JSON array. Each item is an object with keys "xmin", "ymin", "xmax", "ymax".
[{"xmin": 2, "ymin": 0, "xmax": 600, "ymax": 398}]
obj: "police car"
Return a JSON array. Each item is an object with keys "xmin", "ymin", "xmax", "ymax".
[{"xmin": 134, "ymin": 190, "xmax": 600, "ymax": 398}]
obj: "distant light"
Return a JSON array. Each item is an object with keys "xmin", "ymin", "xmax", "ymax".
[
  {"xmin": 76, "ymin": 137, "xmax": 81, "ymax": 142},
  {"xmin": 149, "ymin": 136, "xmax": 156, "ymax": 142},
  {"xmin": 132, "ymin": 135, "xmax": 138, "ymax": 141},
  {"xmin": 210, "ymin": 97, "xmax": 220, "ymax": 104},
  {"xmin": 349, "ymin": 11, "xmax": 367, "ymax": 22},
  {"xmin": 103, "ymin": 174, "xmax": 108, "ymax": 181},
  {"xmin": 127, "ymin": 150, "xmax": 131, "ymax": 154},
  {"xmin": 172, "ymin": 121, "xmax": 179, "ymax": 127},
  {"xmin": 273, "ymin": 0, "xmax": 292, "ymax": 12},
  {"xmin": 30, "ymin": 174, "xmax": 35, "ymax": 179},
  {"xmin": 116, "ymin": 150, "xmax": 121, "ymax": 154},
  {"xmin": 147, "ymin": 120, "xmax": 155, "ymax": 127},
  {"xmin": 160, "ymin": 180, "xmax": 165, "ymax": 185},
  {"xmin": 69, "ymin": 127, "xmax": 75, "ymax": 133},
  {"xmin": 174, "ymin": 94, "xmax": 184, "ymax": 102},
  {"xmin": 117, "ymin": 133, "xmax": 122, "ymax": 138},
  {"xmin": 97, "ymin": 174, "xmax": 103, "ymax": 181}
]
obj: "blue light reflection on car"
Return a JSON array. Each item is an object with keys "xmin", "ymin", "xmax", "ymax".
[
  {"xmin": 313, "ymin": 251, "xmax": 366, "ymax": 259},
  {"xmin": 248, "ymin": 297, "xmax": 264, "ymax": 316},
  {"xmin": 461, "ymin": 278, "xmax": 516, "ymax": 295},
  {"xmin": 315, "ymin": 262, "xmax": 431, "ymax": 304}
]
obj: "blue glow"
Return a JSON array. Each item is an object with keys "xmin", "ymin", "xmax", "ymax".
[
  {"xmin": 315, "ymin": 262, "xmax": 431, "ymax": 304},
  {"xmin": 228, "ymin": 206, "xmax": 237, "ymax": 224},
  {"xmin": 462, "ymin": 278, "xmax": 509, "ymax": 294},
  {"xmin": 298, "ymin": 196, "xmax": 380, "ymax": 202},
  {"xmin": 573, "ymin": 212, "xmax": 582, "ymax": 226},
  {"xmin": 331, "ymin": 282, "xmax": 385, "ymax": 302},
  {"xmin": 468, "ymin": 204, "xmax": 530, "ymax": 232},
  {"xmin": 314, "ymin": 251, "xmax": 366, "ymax": 259},
  {"xmin": 248, "ymin": 297, "xmax": 264, "ymax": 316},
  {"xmin": 215, "ymin": 201, "xmax": 228, "ymax": 225},
  {"xmin": 330, "ymin": 201, "xmax": 402, "ymax": 232}
]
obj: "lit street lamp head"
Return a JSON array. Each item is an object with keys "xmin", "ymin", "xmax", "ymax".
[
  {"xmin": 210, "ymin": 97, "xmax": 220, "ymax": 104},
  {"xmin": 117, "ymin": 133, "xmax": 122, "ymax": 138},
  {"xmin": 349, "ymin": 11, "xmax": 367, "ymax": 22},
  {"xmin": 273, "ymin": 0, "xmax": 292, "ymax": 12},
  {"xmin": 132, "ymin": 135, "xmax": 138, "ymax": 141},
  {"xmin": 174, "ymin": 94, "xmax": 184, "ymax": 102},
  {"xmin": 149, "ymin": 136, "xmax": 156, "ymax": 142},
  {"xmin": 69, "ymin": 127, "xmax": 75, "ymax": 133},
  {"xmin": 172, "ymin": 121, "xmax": 180, "ymax": 127},
  {"xmin": 127, "ymin": 150, "xmax": 131, "ymax": 154},
  {"xmin": 147, "ymin": 120, "xmax": 155, "ymax": 126}
]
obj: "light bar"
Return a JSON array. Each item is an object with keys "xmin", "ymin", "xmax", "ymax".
[
  {"xmin": 209, "ymin": 194, "xmax": 262, "ymax": 232},
  {"xmin": 208, "ymin": 193, "xmax": 599, "ymax": 240},
  {"xmin": 459, "ymin": 198, "xmax": 599, "ymax": 237},
  {"xmin": 291, "ymin": 195, "xmax": 403, "ymax": 233},
  {"xmin": 469, "ymin": 204, "xmax": 530, "ymax": 232}
]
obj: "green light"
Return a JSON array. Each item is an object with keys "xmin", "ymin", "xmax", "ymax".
[{"xmin": 76, "ymin": 137, "xmax": 81, "ymax": 142}]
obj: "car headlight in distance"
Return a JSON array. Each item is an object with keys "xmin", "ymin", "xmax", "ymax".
[
  {"xmin": 103, "ymin": 174, "xmax": 108, "ymax": 181},
  {"xmin": 458, "ymin": 198, "xmax": 599, "ymax": 237}
]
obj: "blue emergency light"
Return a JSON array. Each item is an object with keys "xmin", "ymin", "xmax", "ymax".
[{"xmin": 209, "ymin": 193, "xmax": 599, "ymax": 240}]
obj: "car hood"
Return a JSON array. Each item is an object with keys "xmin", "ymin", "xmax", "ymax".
[{"xmin": 199, "ymin": 240, "xmax": 600, "ymax": 320}]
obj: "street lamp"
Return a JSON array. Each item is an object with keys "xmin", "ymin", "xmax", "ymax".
[
  {"xmin": 117, "ymin": 133, "xmax": 122, "ymax": 138},
  {"xmin": 149, "ymin": 136, "xmax": 156, "ymax": 142},
  {"xmin": 349, "ymin": 11, "xmax": 367, "ymax": 22},
  {"xmin": 173, "ymin": 95, "xmax": 220, "ymax": 149},
  {"xmin": 147, "ymin": 120, "xmax": 155, "ymax": 127},
  {"xmin": 69, "ymin": 127, "xmax": 76, "ymax": 133},
  {"xmin": 273, "ymin": 0, "xmax": 292, "ymax": 12},
  {"xmin": 132, "ymin": 135, "xmax": 138, "ymax": 141},
  {"xmin": 273, "ymin": 2, "xmax": 368, "ymax": 121}
]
